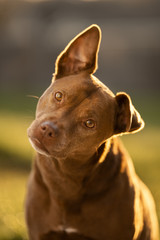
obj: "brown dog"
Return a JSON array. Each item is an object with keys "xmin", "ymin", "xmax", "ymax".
[{"xmin": 26, "ymin": 25, "xmax": 159, "ymax": 240}]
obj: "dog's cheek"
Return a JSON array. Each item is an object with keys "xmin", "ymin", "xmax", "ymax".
[{"xmin": 72, "ymin": 132, "xmax": 100, "ymax": 155}]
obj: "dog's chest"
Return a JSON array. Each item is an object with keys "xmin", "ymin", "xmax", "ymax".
[{"xmin": 48, "ymin": 194, "xmax": 108, "ymax": 239}]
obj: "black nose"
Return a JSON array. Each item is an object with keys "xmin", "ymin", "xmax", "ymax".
[{"xmin": 40, "ymin": 121, "xmax": 58, "ymax": 138}]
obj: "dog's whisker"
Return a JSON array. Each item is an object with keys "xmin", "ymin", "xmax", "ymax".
[{"xmin": 26, "ymin": 95, "xmax": 39, "ymax": 99}]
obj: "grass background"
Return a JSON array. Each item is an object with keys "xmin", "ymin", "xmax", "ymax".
[{"xmin": 0, "ymin": 93, "xmax": 160, "ymax": 240}]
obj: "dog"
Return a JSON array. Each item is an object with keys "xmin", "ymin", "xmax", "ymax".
[{"xmin": 26, "ymin": 25, "xmax": 159, "ymax": 240}]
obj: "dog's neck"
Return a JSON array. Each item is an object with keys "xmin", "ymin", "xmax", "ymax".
[{"xmin": 35, "ymin": 137, "xmax": 122, "ymax": 204}]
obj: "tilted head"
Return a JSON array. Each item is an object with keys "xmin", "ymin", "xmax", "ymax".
[{"xmin": 28, "ymin": 25, "xmax": 144, "ymax": 160}]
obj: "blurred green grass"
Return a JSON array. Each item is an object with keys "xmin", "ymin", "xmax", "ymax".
[
  {"xmin": 0, "ymin": 111, "xmax": 32, "ymax": 240},
  {"xmin": 0, "ymin": 93, "xmax": 160, "ymax": 239},
  {"xmin": 0, "ymin": 111, "xmax": 33, "ymax": 170},
  {"xmin": 0, "ymin": 170, "xmax": 28, "ymax": 240}
]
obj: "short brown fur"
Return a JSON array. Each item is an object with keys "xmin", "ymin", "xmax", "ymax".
[{"xmin": 26, "ymin": 25, "xmax": 159, "ymax": 240}]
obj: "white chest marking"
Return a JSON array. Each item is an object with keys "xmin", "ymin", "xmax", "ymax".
[
  {"xmin": 65, "ymin": 227, "xmax": 78, "ymax": 233},
  {"xmin": 57, "ymin": 225, "xmax": 78, "ymax": 233}
]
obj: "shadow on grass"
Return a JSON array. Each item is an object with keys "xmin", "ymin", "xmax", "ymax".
[{"xmin": 0, "ymin": 148, "xmax": 31, "ymax": 173}]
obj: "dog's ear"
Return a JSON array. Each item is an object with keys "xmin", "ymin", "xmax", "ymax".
[
  {"xmin": 55, "ymin": 24, "xmax": 101, "ymax": 78},
  {"xmin": 114, "ymin": 93, "xmax": 144, "ymax": 135}
]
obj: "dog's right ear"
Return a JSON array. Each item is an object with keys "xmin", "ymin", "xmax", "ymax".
[{"xmin": 55, "ymin": 24, "xmax": 101, "ymax": 79}]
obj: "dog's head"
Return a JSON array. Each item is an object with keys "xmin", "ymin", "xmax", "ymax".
[{"xmin": 28, "ymin": 25, "xmax": 144, "ymax": 160}]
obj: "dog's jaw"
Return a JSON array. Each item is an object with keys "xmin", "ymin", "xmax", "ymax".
[{"xmin": 28, "ymin": 136, "xmax": 50, "ymax": 157}]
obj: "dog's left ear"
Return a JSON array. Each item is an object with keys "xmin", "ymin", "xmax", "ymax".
[
  {"xmin": 55, "ymin": 24, "xmax": 101, "ymax": 78},
  {"xmin": 114, "ymin": 93, "xmax": 145, "ymax": 135}
]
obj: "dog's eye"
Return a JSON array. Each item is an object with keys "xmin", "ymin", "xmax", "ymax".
[
  {"xmin": 55, "ymin": 92, "xmax": 63, "ymax": 101},
  {"xmin": 85, "ymin": 119, "xmax": 95, "ymax": 128}
]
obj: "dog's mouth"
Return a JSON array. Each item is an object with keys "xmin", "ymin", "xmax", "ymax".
[{"xmin": 28, "ymin": 136, "xmax": 50, "ymax": 156}]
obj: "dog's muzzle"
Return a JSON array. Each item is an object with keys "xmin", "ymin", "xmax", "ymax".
[{"xmin": 28, "ymin": 121, "xmax": 59, "ymax": 156}]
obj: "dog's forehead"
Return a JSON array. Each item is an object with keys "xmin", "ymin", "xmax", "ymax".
[
  {"xmin": 52, "ymin": 73, "xmax": 114, "ymax": 99},
  {"xmin": 53, "ymin": 73, "xmax": 97, "ymax": 92},
  {"xmin": 37, "ymin": 73, "xmax": 115, "ymax": 115}
]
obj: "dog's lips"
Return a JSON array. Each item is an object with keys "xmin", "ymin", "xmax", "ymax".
[{"xmin": 28, "ymin": 136, "xmax": 50, "ymax": 156}]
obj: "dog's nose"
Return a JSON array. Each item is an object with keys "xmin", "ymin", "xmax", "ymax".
[{"xmin": 40, "ymin": 121, "xmax": 58, "ymax": 138}]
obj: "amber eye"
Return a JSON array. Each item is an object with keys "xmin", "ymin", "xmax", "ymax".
[
  {"xmin": 85, "ymin": 119, "xmax": 95, "ymax": 128},
  {"xmin": 55, "ymin": 92, "xmax": 63, "ymax": 101}
]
